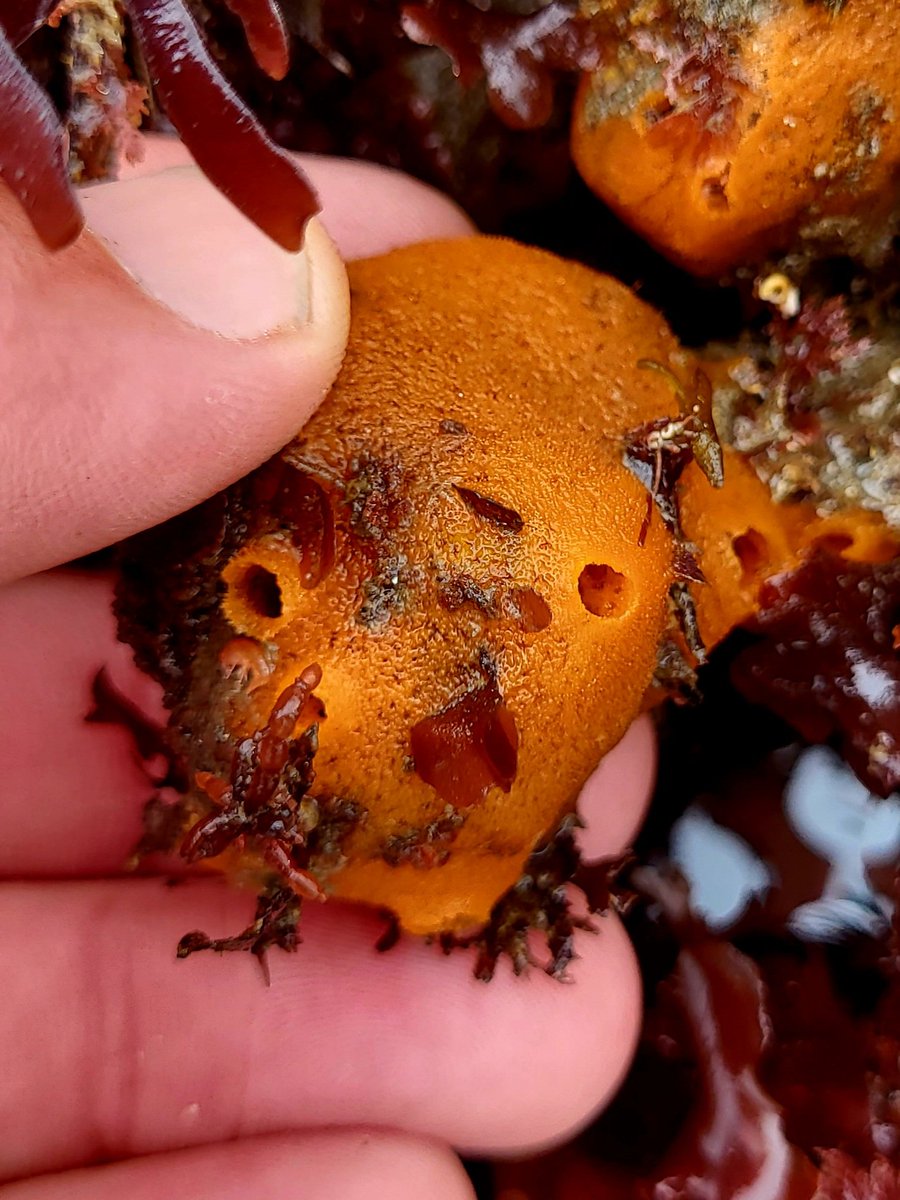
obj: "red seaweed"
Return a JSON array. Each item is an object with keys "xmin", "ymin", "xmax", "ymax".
[
  {"xmin": 766, "ymin": 296, "xmax": 872, "ymax": 412},
  {"xmin": 453, "ymin": 484, "xmax": 524, "ymax": 533},
  {"xmin": 647, "ymin": 943, "xmax": 813, "ymax": 1199},
  {"xmin": 815, "ymin": 1152, "xmax": 900, "ymax": 1200},
  {"xmin": 222, "ymin": 0, "xmax": 289, "ymax": 80},
  {"xmin": 0, "ymin": 0, "xmax": 55, "ymax": 47},
  {"xmin": 631, "ymin": 19, "xmax": 748, "ymax": 142},
  {"xmin": 0, "ymin": 0, "xmax": 318, "ymax": 249},
  {"xmin": 411, "ymin": 674, "xmax": 519, "ymax": 808},
  {"xmin": 401, "ymin": 0, "xmax": 602, "ymax": 130},
  {"xmin": 0, "ymin": 24, "xmax": 83, "ymax": 248},
  {"xmin": 439, "ymin": 815, "xmax": 611, "ymax": 981},
  {"xmin": 128, "ymin": 0, "xmax": 317, "ymax": 251},
  {"xmin": 180, "ymin": 664, "xmax": 325, "ymax": 899},
  {"xmin": 733, "ymin": 553, "xmax": 900, "ymax": 797},
  {"xmin": 252, "ymin": 460, "xmax": 335, "ymax": 588}
]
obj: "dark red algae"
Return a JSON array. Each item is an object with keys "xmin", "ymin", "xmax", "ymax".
[
  {"xmin": 410, "ymin": 675, "xmax": 519, "ymax": 810},
  {"xmin": 733, "ymin": 552, "xmax": 900, "ymax": 797},
  {"xmin": 610, "ymin": 940, "xmax": 817, "ymax": 1199},
  {"xmin": 221, "ymin": 0, "xmax": 289, "ymax": 81},
  {"xmin": 0, "ymin": 18, "xmax": 82, "ymax": 248},
  {"xmin": 128, "ymin": 0, "xmax": 318, "ymax": 251},
  {"xmin": 494, "ymin": 634, "xmax": 900, "ymax": 1200},
  {"xmin": 400, "ymin": 0, "xmax": 602, "ymax": 130},
  {"xmin": 497, "ymin": 933, "xmax": 818, "ymax": 1199},
  {"xmin": 0, "ymin": 0, "xmax": 318, "ymax": 248},
  {"xmin": 815, "ymin": 1154, "xmax": 900, "ymax": 1200}
]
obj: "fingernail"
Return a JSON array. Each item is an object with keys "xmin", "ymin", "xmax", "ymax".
[{"xmin": 80, "ymin": 164, "xmax": 318, "ymax": 339}]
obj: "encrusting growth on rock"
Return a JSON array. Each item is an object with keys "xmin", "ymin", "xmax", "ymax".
[
  {"xmin": 115, "ymin": 237, "xmax": 898, "ymax": 975},
  {"xmin": 572, "ymin": 0, "xmax": 900, "ymax": 274}
]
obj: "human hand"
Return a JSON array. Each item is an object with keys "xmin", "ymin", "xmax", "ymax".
[{"xmin": 0, "ymin": 145, "xmax": 654, "ymax": 1198}]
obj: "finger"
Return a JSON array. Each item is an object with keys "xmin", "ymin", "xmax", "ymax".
[
  {"xmin": 288, "ymin": 154, "xmax": 475, "ymax": 260},
  {"xmin": 0, "ymin": 157, "xmax": 478, "ymax": 876},
  {"xmin": 0, "ymin": 571, "xmax": 154, "ymax": 877},
  {"xmin": 0, "ymin": 171, "xmax": 347, "ymax": 585},
  {"xmin": 0, "ymin": 144, "xmax": 472, "ymax": 585},
  {"xmin": 0, "ymin": 148, "xmax": 471, "ymax": 585},
  {"xmin": 577, "ymin": 714, "xmax": 657, "ymax": 860},
  {"xmin": 0, "ymin": 1130, "xmax": 475, "ymax": 1200},
  {"xmin": 0, "ymin": 879, "xmax": 640, "ymax": 1180},
  {"xmin": 117, "ymin": 133, "xmax": 474, "ymax": 258},
  {"xmin": 0, "ymin": 571, "xmax": 656, "ymax": 878}
]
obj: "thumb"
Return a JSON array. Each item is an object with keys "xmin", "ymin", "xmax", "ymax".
[{"xmin": 0, "ymin": 164, "xmax": 349, "ymax": 585}]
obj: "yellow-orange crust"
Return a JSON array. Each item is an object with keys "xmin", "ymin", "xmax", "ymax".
[
  {"xmin": 680, "ymin": 447, "xmax": 900, "ymax": 650},
  {"xmin": 118, "ymin": 234, "xmax": 898, "ymax": 956},
  {"xmin": 571, "ymin": 0, "xmax": 900, "ymax": 274},
  {"xmin": 212, "ymin": 237, "xmax": 697, "ymax": 934}
]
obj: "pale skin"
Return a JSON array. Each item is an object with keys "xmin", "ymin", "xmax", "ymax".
[{"xmin": 0, "ymin": 142, "xmax": 655, "ymax": 1198}]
